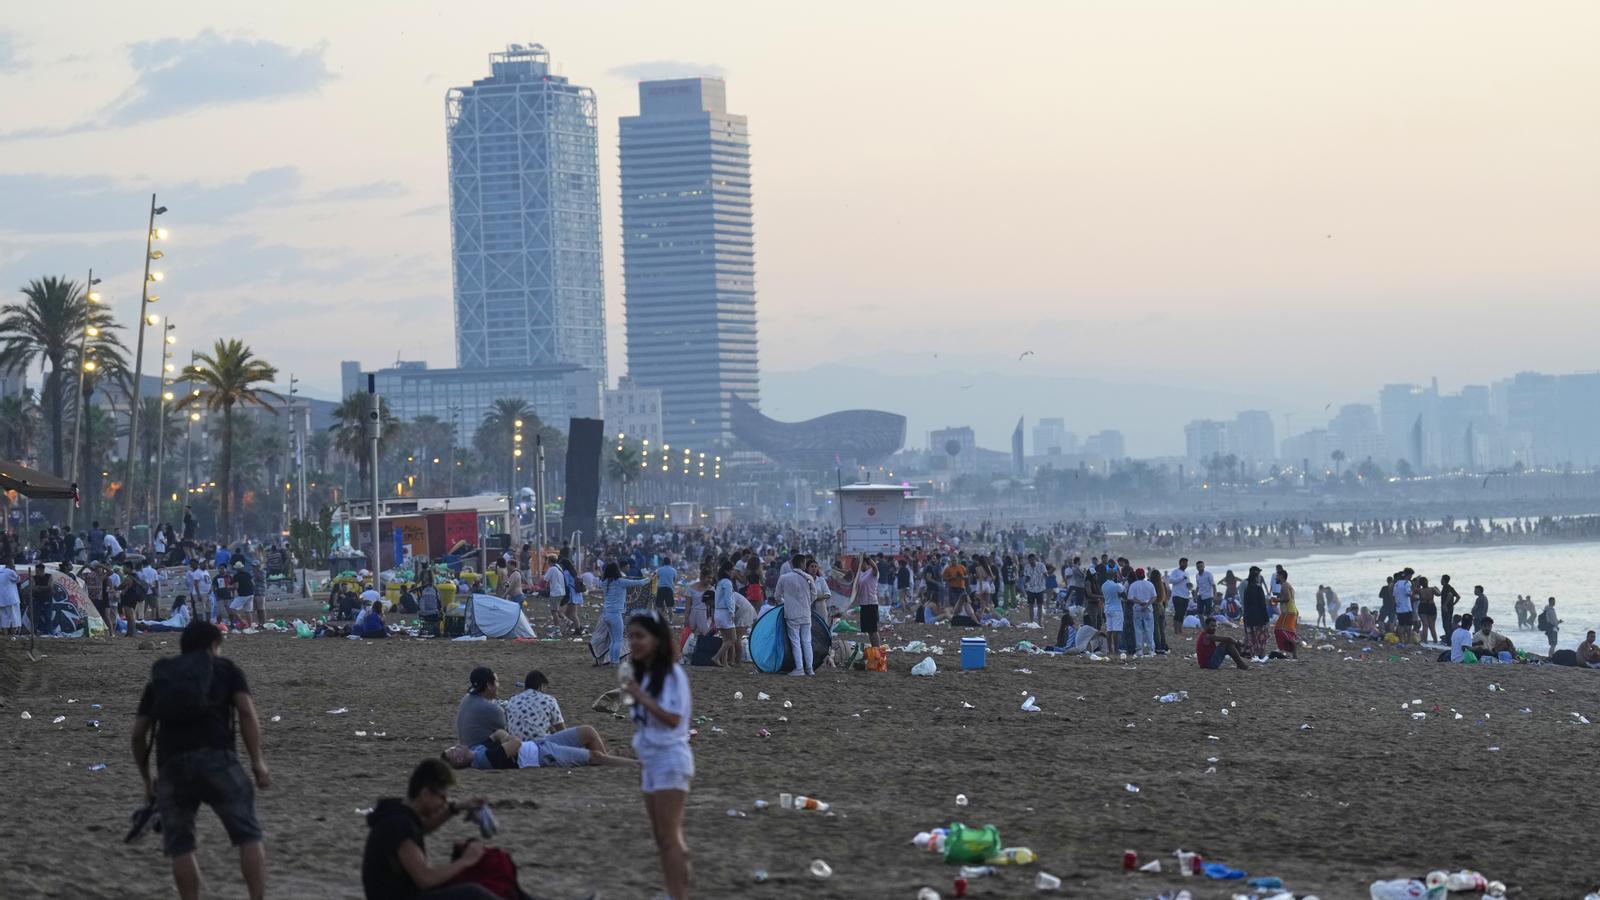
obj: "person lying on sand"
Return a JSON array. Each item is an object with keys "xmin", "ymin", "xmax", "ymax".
[
  {"xmin": 1195, "ymin": 617, "xmax": 1251, "ymax": 670},
  {"xmin": 442, "ymin": 727, "xmax": 638, "ymax": 771}
]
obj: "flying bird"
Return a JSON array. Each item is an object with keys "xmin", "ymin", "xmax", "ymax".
[
  {"xmin": 959, "ymin": 383, "xmax": 976, "ymax": 390},
  {"xmin": 1017, "ymin": 350, "xmax": 1034, "ymax": 361}
]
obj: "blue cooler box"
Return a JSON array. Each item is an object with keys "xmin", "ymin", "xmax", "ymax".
[{"xmin": 960, "ymin": 636, "xmax": 987, "ymax": 669}]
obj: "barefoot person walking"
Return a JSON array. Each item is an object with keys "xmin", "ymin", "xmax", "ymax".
[{"xmin": 623, "ymin": 611, "xmax": 695, "ymax": 900}]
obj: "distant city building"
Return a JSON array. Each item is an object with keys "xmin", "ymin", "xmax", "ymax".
[
  {"xmin": 341, "ymin": 359, "xmax": 601, "ymax": 444},
  {"xmin": 619, "ymin": 77, "xmax": 758, "ymax": 449},
  {"xmin": 731, "ymin": 397, "xmax": 904, "ymax": 470},
  {"xmin": 1379, "ymin": 382, "xmax": 1439, "ymax": 470},
  {"xmin": 1329, "ymin": 403, "xmax": 1386, "ymax": 463},
  {"xmin": 1032, "ymin": 417, "xmax": 1075, "ymax": 455},
  {"xmin": 1281, "ymin": 429, "xmax": 1341, "ymax": 473},
  {"xmin": 1082, "ymin": 430, "xmax": 1126, "ymax": 461},
  {"xmin": 1183, "ymin": 419, "xmax": 1231, "ymax": 465},
  {"xmin": 447, "ymin": 44, "xmax": 606, "ymax": 377},
  {"xmin": 1231, "ymin": 410, "xmax": 1276, "ymax": 464},
  {"xmin": 928, "ymin": 426, "xmax": 978, "ymax": 473},
  {"xmin": 604, "ymin": 376, "xmax": 663, "ymax": 446}
]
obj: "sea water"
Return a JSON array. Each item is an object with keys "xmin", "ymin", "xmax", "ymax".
[{"xmin": 1218, "ymin": 540, "xmax": 1600, "ymax": 651}]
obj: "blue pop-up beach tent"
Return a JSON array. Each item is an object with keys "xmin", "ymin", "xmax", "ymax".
[{"xmin": 749, "ymin": 606, "xmax": 832, "ymax": 673}]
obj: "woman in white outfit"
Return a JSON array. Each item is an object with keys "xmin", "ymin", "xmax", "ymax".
[{"xmin": 623, "ymin": 611, "xmax": 694, "ymax": 900}]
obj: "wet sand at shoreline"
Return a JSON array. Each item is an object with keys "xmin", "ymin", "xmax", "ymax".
[{"xmin": 3, "ymin": 620, "xmax": 1598, "ymax": 898}]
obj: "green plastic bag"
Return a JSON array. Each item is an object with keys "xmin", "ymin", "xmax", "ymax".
[
  {"xmin": 1461, "ymin": 649, "xmax": 1478, "ymax": 664},
  {"xmin": 943, "ymin": 822, "xmax": 1001, "ymax": 864}
]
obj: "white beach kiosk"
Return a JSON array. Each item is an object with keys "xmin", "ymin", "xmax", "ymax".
[{"xmin": 834, "ymin": 483, "xmax": 915, "ymax": 554}]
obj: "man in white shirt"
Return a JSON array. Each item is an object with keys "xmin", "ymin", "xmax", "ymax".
[
  {"xmin": 542, "ymin": 556, "xmax": 566, "ymax": 629},
  {"xmin": 775, "ymin": 554, "xmax": 816, "ymax": 676},
  {"xmin": 1126, "ymin": 569, "xmax": 1158, "ymax": 657},
  {"xmin": 186, "ymin": 560, "xmax": 212, "ymax": 622},
  {"xmin": 851, "ymin": 557, "xmax": 881, "ymax": 649},
  {"xmin": 1022, "ymin": 554, "xmax": 1047, "ymax": 625},
  {"xmin": 1194, "ymin": 561, "xmax": 1216, "ymax": 619},
  {"xmin": 1448, "ymin": 614, "xmax": 1474, "ymax": 663},
  {"xmin": 139, "ymin": 561, "xmax": 162, "ymax": 621},
  {"xmin": 103, "ymin": 531, "xmax": 124, "ymax": 562},
  {"xmin": 1166, "ymin": 558, "xmax": 1193, "ymax": 637},
  {"xmin": 0, "ymin": 561, "xmax": 22, "ymax": 634}
]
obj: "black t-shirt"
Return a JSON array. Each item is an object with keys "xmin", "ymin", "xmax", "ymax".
[
  {"xmin": 361, "ymin": 799, "xmax": 425, "ymax": 899},
  {"xmin": 30, "ymin": 572, "xmax": 52, "ymax": 601},
  {"xmin": 213, "ymin": 572, "xmax": 233, "ymax": 601},
  {"xmin": 136, "ymin": 655, "xmax": 249, "ymax": 763},
  {"xmin": 234, "ymin": 570, "xmax": 255, "ymax": 597},
  {"xmin": 1335, "ymin": 613, "xmax": 1354, "ymax": 630}
]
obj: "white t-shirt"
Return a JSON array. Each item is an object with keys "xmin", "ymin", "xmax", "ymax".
[
  {"xmin": 1393, "ymin": 579, "xmax": 1413, "ymax": 614},
  {"xmin": 360, "ymin": 588, "xmax": 380, "ymax": 606},
  {"xmin": 0, "ymin": 568, "xmax": 19, "ymax": 608},
  {"xmin": 544, "ymin": 565, "xmax": 565, "ymax": 598},
  {"xmin": 1449, "ymin": 627, "xmax": 1473, "ymax": 662},
  {"xmin": 1195, "ymin": 570, "xmax": 1216, "ymax": 599},
  {"xmin": 1166, "ymin": 568, "xmax": 1192, "ymax": 599},
  {"xmin": 187, "ymin": 568, "xmax": 209, "ymax": 597},
  {"xmin": 632, "ymin": 663, "xmax": 692, "ymax": 754},
  {"xmin": 735, "ymin": 594, "xmax": 756, "ymax": 629},
  {"xmin": 1126, "ymin": 580, "xmax": 1157, "ymax": 608},
  {"xmin": 140, "ymin": 565, "xmax": 160, "ymax": 589},
  {"xmin": 503, "ymin": 690, "xmax": 564, "ymax": 740},
  {"xmin": 104, "ymin": 533, "xmax": 123, "ymax": 556}
]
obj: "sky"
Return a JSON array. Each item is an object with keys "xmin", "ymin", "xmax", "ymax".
[{"xmin": 2, "ymin": 1, "xmax": 1597, "ymax": 455}]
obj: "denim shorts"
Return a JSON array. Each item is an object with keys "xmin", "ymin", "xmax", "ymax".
[{"xmin": 156, "ymin": 749, "xmax": 262, "ymax": 857}]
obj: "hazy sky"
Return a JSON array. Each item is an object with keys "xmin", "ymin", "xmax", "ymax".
[{"xmin": 3, "ymin": 2, "xmax": 1597, "ymax": 453}]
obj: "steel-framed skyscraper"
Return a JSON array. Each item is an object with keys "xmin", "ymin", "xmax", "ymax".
[
  {"xmin": 447, "ymin": 44, "xmax": 606, "ymax": 378},
  {"xmin": 619, "ymin": 77, "xmax": 758, "ymax": 449}
]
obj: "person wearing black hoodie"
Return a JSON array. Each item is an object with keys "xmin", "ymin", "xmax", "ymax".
[{"xmin": 361, "ymin": 759, "xmax": 496, "ymax": 899}]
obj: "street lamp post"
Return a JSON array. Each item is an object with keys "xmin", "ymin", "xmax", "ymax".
[
  {"xmin": 121, "ymin": 194, "xmax": 168, "ymax": 536},
  {"xmin": 151, "ymin": 318, "xmax": 176, "ymax": 535},
  {"xmin": 511, "ymin": 418, "xmax": 523, "ymax": 542},
  {"xmin": 67, "ymin": 268, "xmax": 102, "ymax": 528}
]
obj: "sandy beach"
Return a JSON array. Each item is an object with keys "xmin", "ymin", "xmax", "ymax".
[{"xmin": 3, "ymin": 617, "xmax": 1598, "ymax": 899}]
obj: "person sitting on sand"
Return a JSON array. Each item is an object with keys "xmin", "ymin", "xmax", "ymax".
[
  {"xmin": 1357, "ymin": 606, "xmax": 1379, "ymax": 639},
  {"xmin": 1334, "ymin": 603, "xmax": 1357, "ymax": 632},
  {"xmin": 502, "ymin": 671, "xmax": 565, "ymax": 740},
  {"xmin": 360, "ymin": 758, "xmax": 506, "ymax": 900},
  {"xmin": 1474, "ymin": 617, "xmax": 1515, "ymax": 659},
  {"xmin": 917, "ymin": 594, "xmax": 940, "ymax": 625},
  {"xmin": 1448, "ymin": 614, "xmax": 1475, "ymax": 663},
  {"xmin": 457, "ymin": 667, "xmax": 508, "ymax": 747},
  {"xmin": 356, "ymin": 600, "xmax": 388, "ymax": 639},
  {"xmin": 949, "ymin": 593, "xmax": 980, "ymax": 627},
  {"xmin": 1576, "ymin": 631, "xmax": 1600, "ymax": 669},
  {"xmin": 1195, "ymin": 617, "xmax": 1250, "ymax": 670},
  {"xmin": 442, "ymin": 726, "xmax": 637, "ymax": 772}
]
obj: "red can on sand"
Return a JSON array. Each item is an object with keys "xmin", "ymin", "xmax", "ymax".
[
  {"xmin": 1123, "ymin": 849, "xmax": 1138, "ymax": 871},
  {"xmin": 953, "ymin": 876, "xmax": 968, "ymax": 897},
  {"xmin": 1191, "ymin": 852, "xmax": 1204, "ymax": 875}
]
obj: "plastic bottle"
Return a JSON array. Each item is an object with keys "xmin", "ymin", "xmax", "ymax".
[
  {"xmin": 1444, "ymin": 871, "xmax": 1487, "ymax": 892},
  {"xmin": 809, "ymin": 859, "xmax": 832, "ymax": 878},
  {"xmin": 794, "ymin": 795, "xmax": 830, "ymax": 812},
  {"xmin": 986, "ymin": 847, "xmax": 1036, "ymax": 865},
  {"xmin": 1035, "ymin": 872, "xmax": 1062, "ymax": 890},
  {"xmin": 1368, "ymin": 879, "xmax": 1430, "ymax": 900},
  {"xmin": 958, "ymin": 866, "xmax": 997, "ymax": 879}
]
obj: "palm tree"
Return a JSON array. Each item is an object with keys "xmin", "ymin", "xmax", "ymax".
[
  {"xmin": 475, "ymin": 398, "xmax": 534, "ymax": 492},
  {"xmin": 0, "ymin": 389, "xmax": 40, "ymax": 462},
  {"xmin": 1330, "ymin": 449, "xmax": 1347, "ymax": 479},
  {"xmin": 174, "ymin": 339, "xmax": 281, "ymax": 539},
  {"xmin": 328, "ymin": 391, "xmax": 400, "ymax": 501},
  {"xmin": 607, "ymin": 445, "xmax": 639, "ymax": 510},
  {"xmin": 0, "ymin": 276, "xmax": 124, "ymax": 478}
]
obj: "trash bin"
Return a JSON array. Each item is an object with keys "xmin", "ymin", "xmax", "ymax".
[
  {"xmin": 328, "ymin": 553, "xmax": 365, "ymax": 582},
  {"xmin": 960, "ymin": 636, "xmax": 987, "ymax": 670}
]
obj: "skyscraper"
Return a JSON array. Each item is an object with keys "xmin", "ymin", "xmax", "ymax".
[
  {"xmin": 619, "ymin": 77, "xmax": 758, "ymax": 450},
  {"xmin": 447, "ymin": 44, "xmax": 606, "ymax": 378}
]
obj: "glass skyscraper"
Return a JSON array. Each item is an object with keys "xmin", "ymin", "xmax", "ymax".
[
  {"xmin": 619, "ymin": 77, "xmax": 758, "ymax": 450},
  {"xmin": 447, "ymin": 44, "xmax": 606, "ymax": 378}
]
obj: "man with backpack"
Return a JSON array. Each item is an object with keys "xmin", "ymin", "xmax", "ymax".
[{"xmin": 131, "ymin": 620, "xmax": 270, "ymax": 900}]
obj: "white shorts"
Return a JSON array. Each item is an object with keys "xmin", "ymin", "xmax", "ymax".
[
  {"xmin": 0, "ymin": 604, "xmax": 19, "ymax": 628},
  {"xmin": 229, "ymin": 595, "xmax": 253, "ymax": 611},
  {"xmin": 639, "ymin": 746, "xmax": 694, "ymax": 794},
  {"xmin": 714, "ymin": 609, "xmax": 735, "ymax": 630}
]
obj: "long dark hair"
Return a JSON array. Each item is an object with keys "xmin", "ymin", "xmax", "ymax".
[
  {"xmin": 717, "ymin": 560, "xmax": 734, "ymax": 582},
  {"xmin": 602, "ymin": 561, "xmax": 623, "ymax": 583},
  {"xmin": 627, "ymin": 611, "xmax": 675, "ymax": 698}
]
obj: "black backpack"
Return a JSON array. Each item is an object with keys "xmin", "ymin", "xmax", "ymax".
[{"xmin": 149, "ymin": 652, "xmax": 216, "ymax": 726}]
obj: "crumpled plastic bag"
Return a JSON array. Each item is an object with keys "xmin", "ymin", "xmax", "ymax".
[{"xmin": 910, "ymin": 656, "xmax": 937, "ymax": 676}]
